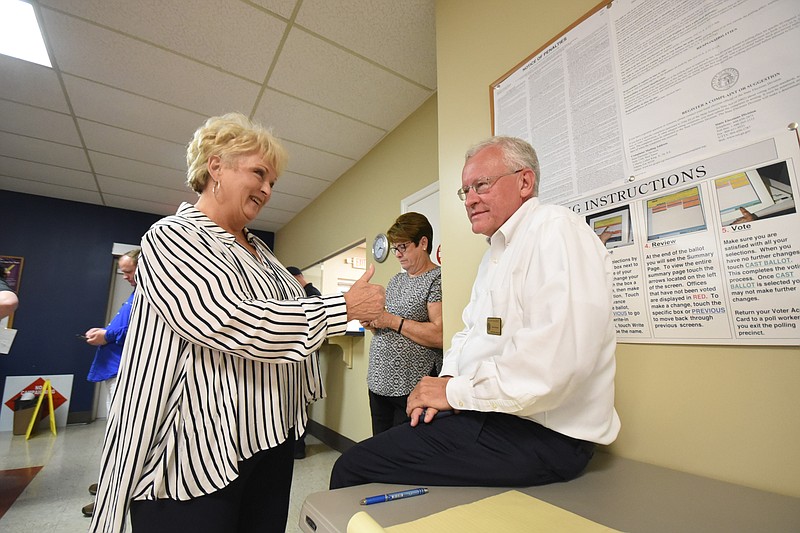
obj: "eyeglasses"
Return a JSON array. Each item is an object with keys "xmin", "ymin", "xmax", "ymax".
[
  {"xmin": 456, "ymin": 169, "xmax": 523, "ymax": 201},
  {"xmin": 390, "ymin": 242, "xmax": 412, "ymax": 254}
]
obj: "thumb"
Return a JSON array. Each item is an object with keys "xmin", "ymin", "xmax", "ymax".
[{"xmin": 357, "ymin": 263, "xmax": 375, "ymax": 284}]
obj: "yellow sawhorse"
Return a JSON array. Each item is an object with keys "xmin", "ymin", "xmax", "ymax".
[{"xmin": 25, "ymin": 379, "xmax": 57, "ymax": 439}]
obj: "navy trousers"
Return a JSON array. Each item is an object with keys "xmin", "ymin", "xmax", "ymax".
[{"xmin": 330, "ymin": 411, "xmax": 594, "ymax": 489}]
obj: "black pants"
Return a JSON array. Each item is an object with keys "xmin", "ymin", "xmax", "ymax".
[
  {"xmin": 368, "ymin": 390, "xmax": 410, "ymax": 435},
  {"xmin": 130, "ymin": 436, "xmax": 295, "ymax": 533},
  {"xmin": 330, "ymin": 411, "xmax": 594, "ymax": 489}
]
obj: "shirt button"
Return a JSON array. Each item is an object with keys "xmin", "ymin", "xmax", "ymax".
[{"xmin": 458, "ymin": 401, "xmax": 464, "ymax": 407}]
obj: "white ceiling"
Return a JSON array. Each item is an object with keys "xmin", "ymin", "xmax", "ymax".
[{"xmin": 0, "ymin": 0, "xmax": 436, "ymax": 232}]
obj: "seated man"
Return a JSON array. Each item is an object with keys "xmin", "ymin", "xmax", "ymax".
[{"xmin": 330, "ymin": 136, "xmax": 620, "ymax": 489}]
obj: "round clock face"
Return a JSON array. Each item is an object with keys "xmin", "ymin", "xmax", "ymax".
[{"xmin": 372, "ymin": 233, "xmax": 389, "ymax": 263}]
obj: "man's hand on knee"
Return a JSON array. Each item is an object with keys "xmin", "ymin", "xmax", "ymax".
[{"xmin": 407, "ymin": 377, "xmax": 453, "ymax": 425}]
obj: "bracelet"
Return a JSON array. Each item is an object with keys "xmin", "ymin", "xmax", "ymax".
[{"xmin": 397, "ymin": 318, "xmax": 405, "ymax": 335}]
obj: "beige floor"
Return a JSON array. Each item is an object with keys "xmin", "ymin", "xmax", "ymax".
[{"xmin": 0, "ymin": 420, "xmax": 340, "ymax": 532}]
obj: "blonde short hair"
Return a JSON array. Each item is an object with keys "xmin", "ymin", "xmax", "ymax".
[
  {"xmin": 186, "ymin": 112, "xmax": 288, "ymax": 194},
  {"xmin": 123, "ymin": 248, "xmax": 141, "ymax": 264}
]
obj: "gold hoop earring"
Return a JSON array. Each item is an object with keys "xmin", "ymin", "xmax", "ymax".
[{"xmin": 212, "ymin": 180, "xmax": 220, "ymax": 196}]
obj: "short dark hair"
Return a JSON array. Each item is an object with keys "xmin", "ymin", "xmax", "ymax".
[
  {"xmin": 387, "ymin": 212, "xmax": 433, "ymax": 254},
  {"xmin": 286, "ymin": 266, "xmax": 302, "ymax": 276}
]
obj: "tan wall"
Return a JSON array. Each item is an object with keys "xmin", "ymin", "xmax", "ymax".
[
  {"xmin": 435, "ymin": 0, "xmax": 800, "ymax": 498},
  {"xmin": 275, "ymin": 94, "xmax": 439, "ymax": 443},
  {"xmin": 276, "ymin": 1, "xmax": 800, "ymax": 498}
]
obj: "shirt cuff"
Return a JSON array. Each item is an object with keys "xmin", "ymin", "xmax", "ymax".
[
  {"xmin": 321, "ymin": 293, "xmax": 348, "ymax": 337},
  {"xmin": 446, "ymin": 374, "xmax": 521, "ymax": 413},
  {"xmin": 445, "ymin": 375, "xmax": 475, "ymax": 411}
]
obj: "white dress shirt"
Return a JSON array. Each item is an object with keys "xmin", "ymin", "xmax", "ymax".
[
  {"xmin": 90, "ymin": 203, "xmax": 348, "ymax": 532},
  {"xmin": 442, "ymin": 198, "xmax": 621, "ymax": 445}
]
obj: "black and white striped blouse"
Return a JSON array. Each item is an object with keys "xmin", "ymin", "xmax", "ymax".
[{"xmin": 90, "ymin": 203, "xmax": 348, "ymax": 532}]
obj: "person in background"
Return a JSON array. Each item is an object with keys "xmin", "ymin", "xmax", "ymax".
[
  {"xmin": 81, "ymin": 248, "xmax": 140, "ymax": 518},
  {"xmin": 0, "ymin": 262, "xmax": 19, "ymax": 320},
  {"xmin": 90, "ymin": 112, "xmax": 384, "ymax": 533},
  {"xmin": 287, "ymin": 266, "xmax": 320, "ymax": 299},
  {"xmin": 286, "ymin": 265, "xmax": 321, "ymax": 459},
  {"xmin": 361, "ymin": 212, "xmax": 443, "ymax": 435},
  {"xmin": 330, "ymin": 136, "xmax": 620, "ymax": 489}
]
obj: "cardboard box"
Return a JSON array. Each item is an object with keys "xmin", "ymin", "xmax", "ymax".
[{"xmin": 13, "ymin": 406, "xmax": 36, "ymax": 435}]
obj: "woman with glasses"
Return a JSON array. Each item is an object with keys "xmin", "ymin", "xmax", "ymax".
[{"xmin": 362, "ymin": 212, "xmax": 443, "ymax": 435}]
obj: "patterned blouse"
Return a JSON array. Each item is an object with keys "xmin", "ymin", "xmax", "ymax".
[
  {"xmin": 90, "ymin": 203, "xmax": 348, "ymax": 532},
  {"xmin": 367, "ymin": 267, "xmax": 442, "ymax": 396}
]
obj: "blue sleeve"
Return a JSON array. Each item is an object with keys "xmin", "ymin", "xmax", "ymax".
[{"xmin": 104, "ymin": 292, "xmax": 134, "ymax": 345}]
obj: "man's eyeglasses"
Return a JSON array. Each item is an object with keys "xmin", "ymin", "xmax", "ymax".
[
  {"xmin": 456, "ymin": 168, "xmax": 523, "ymax": 201},
  {"xmin": 390, "ymin": 242, "xmax": 412, "ymax": 254}
]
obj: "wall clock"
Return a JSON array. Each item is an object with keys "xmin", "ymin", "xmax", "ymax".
[{"xmin": 372, "ymin": 233, "xmax": 389, "ymax": 263}]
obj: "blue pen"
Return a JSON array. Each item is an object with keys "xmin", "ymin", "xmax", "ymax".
[{"xmin": 360, "ymin": 487, "xmax": 429, "ymax": 505}]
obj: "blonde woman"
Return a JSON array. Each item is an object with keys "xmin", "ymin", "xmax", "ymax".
[{"xmin": 90, "ymin": 113, "xmax": 384, "ymax": 533}]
